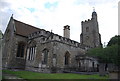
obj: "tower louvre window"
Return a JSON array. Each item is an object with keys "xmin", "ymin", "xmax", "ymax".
[{"xmin": 86, "ymin": 27, "xmax": 89, "ymax": 32}]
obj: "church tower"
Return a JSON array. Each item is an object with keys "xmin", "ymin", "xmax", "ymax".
[{"xmin": 80, "ymin": 9, "xmax": 102, "ymax": 48}]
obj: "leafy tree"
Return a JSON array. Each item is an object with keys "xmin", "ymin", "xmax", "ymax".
[
  {"xmin": 87, "ymin": 35, "xmax": 119, "ymax": 75},
  {"xmin": 87, "ymin": 35, "xmax": 120, "ymax": 65},
  {"xmin": 104, "ymin": 45, "xmax": 119, "ymax": 65},
  {"xmin": 107, "ymin": 35, "xmax": 120, "ymax": 46},
  {"xmin": 87, "ymin": 47, "xmax": 106, "ymax": 63},
  {"xmin": 107, "ymin": 35, "xmax": 120, "ymax": 65},
  {"xmin": 87, "ymin": 45, "xmax": 119, "ymax": 65}
]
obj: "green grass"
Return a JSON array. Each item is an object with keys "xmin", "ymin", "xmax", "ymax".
[
  {"xmin": 0, "ymin": 70, "xmax": 2, "ymax": 80},
  {"xmin": 3, "ymin": 70, "xmax": 109, "ymax": 80}
]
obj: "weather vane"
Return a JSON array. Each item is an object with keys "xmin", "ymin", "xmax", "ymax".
[{"xmin": 93, "ymin": 7, "xmax": 95, "ymax": 12}]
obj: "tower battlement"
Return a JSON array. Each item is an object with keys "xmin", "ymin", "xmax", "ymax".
[{"xmin": 81, "ymin": 18, "xmax": 93, "ymax": 23}]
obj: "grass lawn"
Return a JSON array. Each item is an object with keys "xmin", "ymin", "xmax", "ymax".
[
  {"xmin": 3, "ymin": 70, "xmax": 109, "ymax": 80},
  {"xmin": 0, "ymin": 70, "xmax": 2, "ymax": 80}
]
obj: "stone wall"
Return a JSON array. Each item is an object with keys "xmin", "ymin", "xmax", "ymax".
[
  {"xmin": 25, "ymin": 35, "xmax": 86, "ymax": 73},
  {"xmin": 2, "ymin": 18, "xmax": 28, "ymax": 69},
  {"xmin": 2, "ymin": 17, "xmax": 16, "ymax": 68}
]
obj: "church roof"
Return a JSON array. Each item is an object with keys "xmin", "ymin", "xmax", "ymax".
[{"xmin": 14, "ymin": 19, "xmax": 41, "ymax": 37}]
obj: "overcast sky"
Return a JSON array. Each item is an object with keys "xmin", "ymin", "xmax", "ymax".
[{"xmin": 0, "ymin": 0, "xmax": 119, "ymax": 45}]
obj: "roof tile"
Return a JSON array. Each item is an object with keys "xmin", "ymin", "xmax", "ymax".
[{"xmin": 14, "ymin": 19, "xmax": 41, "ymax": 37}]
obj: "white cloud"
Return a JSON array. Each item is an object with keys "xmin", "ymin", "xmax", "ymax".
[{"xmin": 0, "ymin": 0, "xmax": 119, "ymax": 45}]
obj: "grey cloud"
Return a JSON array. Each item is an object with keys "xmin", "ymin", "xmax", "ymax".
[{"xmin": 0, "ymin": 0, "xmax": 13, "ymax": 33}]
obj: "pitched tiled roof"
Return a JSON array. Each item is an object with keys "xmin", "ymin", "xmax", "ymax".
[{"xmin": 14, "ymin": 19, "xmax": 41, "ymax": 37}]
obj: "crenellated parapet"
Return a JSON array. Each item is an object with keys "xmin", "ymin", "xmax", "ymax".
[
  {"xmin": 28, "ymin": 29, "xmax": 92, "ymax": 49},
  {"xmin": 81, "ymin": 18, "xmax": 93, "ymax": 23},
  {"xmin": 28, "ymin": 29, "xmax": 51, "ymax": 39}
]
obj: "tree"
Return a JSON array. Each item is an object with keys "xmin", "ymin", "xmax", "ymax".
[
  {"xmin": 107, "ymin": 35, "xmax": 120, "ymax": 66},
  {"xmin": 87, "ymin": 47, "xmax": 106, "ymax": 63},
  {"xmin": 87, "ymin": 35, "xmax": 119, "ymax": 75},
  {"xmin": 87, "ymin": 44, "xmax": 119, "ymax": 65},
  {"xmin": 87, "ymin": 35, "xmax": 119, "ymax": 65},
  {"xmin": 107, "ymin": 35, "xmax": 120, "ymax": 46},
  {"xmin": 87, "ymin": 47, "xmax": 107, "ymax": 76},
  {"xmin": 104, "ymin": 45, "xmax": 119, "ymax": 65}
]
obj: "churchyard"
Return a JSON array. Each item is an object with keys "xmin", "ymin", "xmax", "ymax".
[{"xmin": 2, "ymin": 69, "xmax": 108, "ymax": 80}]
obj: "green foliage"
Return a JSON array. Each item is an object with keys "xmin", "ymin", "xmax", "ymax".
[
  {"xmin": 87, "ymin": 47, "xmax": 105, "ymax": 63},
  {"xmin": 107, "ymin": 35, "xmax": 120, "ymax": 46},
  {"xmin": 107, "ymin": 35, "xmax": 120, "ymax": 65},
  {"xmin": 87, "ymin": 45, "xmax": 119, "ymax": 65},
  {"xmin": 87, "ymin": 35, "xmax": 119, "ymax": 65}
]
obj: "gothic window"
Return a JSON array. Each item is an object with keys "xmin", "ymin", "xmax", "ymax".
[
  {"xmin": 16, "ymin": 42, "xmax": 25, "ymax": 57},
  {"xmin": 78, "ymin": 61, "xmax": 81, "ymax": 67},
  {"xmin": 64, "ymin": 52, "xmax": 70, "ymax": 65},
  {"xmin": 86, "ymin": 27, "xmax": 89, "ymax": 32},
  {"xmin": 92, "ymin": 62, "xmax": 95, "ymax": 68},
  {"xmin": 42, "ymin": 49, "xmax": 49, "ymax": 64},
  {"xmin": 28, "ymin": 46, "xmax": 36, "ymax": 60}
]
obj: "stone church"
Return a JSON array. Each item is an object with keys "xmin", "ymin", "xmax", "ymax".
[{"xmin": 2, "ymin": 10, "xmax": 102, "ymax": 73}]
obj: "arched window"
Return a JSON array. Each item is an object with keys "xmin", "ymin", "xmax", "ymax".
[
  {"xmin": 27, "ymin": 40, "xmax": 37, "ymax": 61},
  {"xmin": 78, "ymin": 61, "xmax": 81, "ymax": 67},
  {"xmin": 17, "ymin": 42, "xmax": 25, "ymax": 57},
  {"xmin": 42, "ymin": 49, "xmax": 49, "ymax": 64},
  {"xmin": 28, "ymin": 46, "xmax": 36, "ymax": 60},
  {"xmin": 64, "ymin": 52, "xmax": 70, "ymax": 65}
]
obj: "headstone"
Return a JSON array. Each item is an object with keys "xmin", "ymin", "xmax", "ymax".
[
  {"xmin": 99, "ymin": 63, "xmax": 106, "ymax": 76},
  {"xmin": 109, "ymin": 71, "xmax": 119, "ymax": 79}
]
